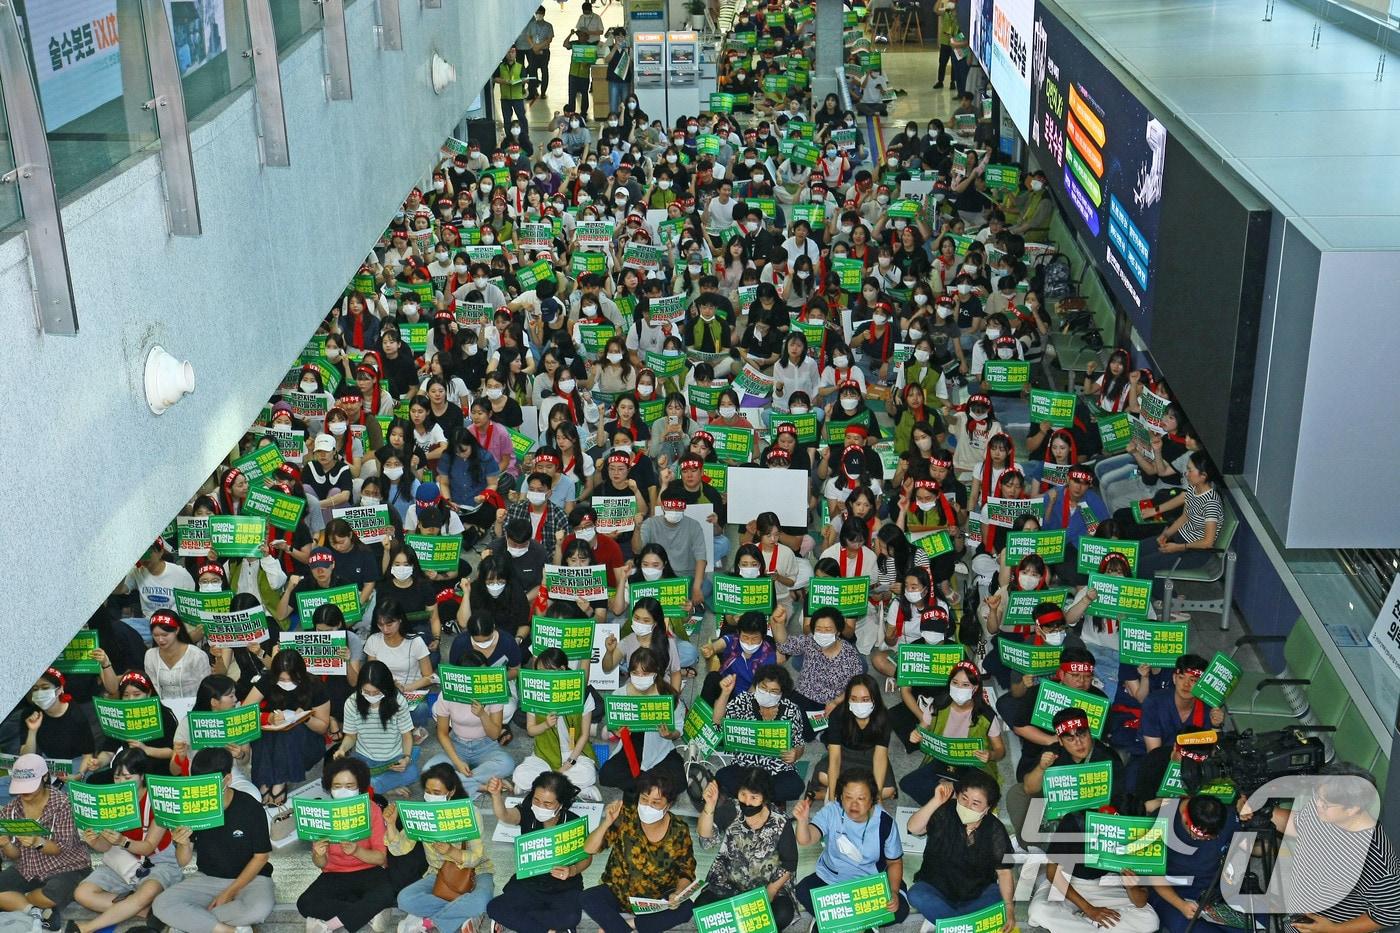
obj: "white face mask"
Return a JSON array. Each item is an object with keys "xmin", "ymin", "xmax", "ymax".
[
  {"xmin": 921, "ymin": 629, "xmax": 945, "ymax": 644},
  {"xmin": 574, "ymin": 526, "xmax": 597, "ymax": 542},
  {"xmin": 1031, "ymin": 180, "xmax": 1044, "ymax": 191},
  {"xmin": 813, "ymin": 631, "xmax": 838, "ymax": 648},
  {"xmin": 1018, "ymin": 572, "xmax": 1041, "ymax": 590},
  {"xmin": 985, "ymin": 328, "xmax": 1003, "ymax": 340},
  {"xmin": 663, "ymin": 509, "xmax": 685, "ymax": 525},
  {"xmin": 840, "ymin": 396, "xmax": 859, "ymax": 412},
  {"xmin": 636, "ymin": 384, "xmax": 654, "ymax": 397},
  {"xmin": 997, "ymin": 347, "xmax": 1015, "ymax": 360},
  {"xmin": 30, "ymin": 688, "xmax": 58, "ymax": 710},
  {"xmin": 753, "ymin": 687, "xmax": 780, "ymax": 707},
  {"xmin": 362, "ymin": 691, "xmax": 384, "ymax": 705},
  {"xmin": 471, "ymin": 638, "xmax": 496, "ymax": 652},
  {"xmin": 641, "ymin": 565, "xmax": 665, "ymax": 580},
  {"xmin": 630, "ymin": 673, "xmax": 657, "ymax": 691},
  {"xmin": 199, "ymin": 581, "xmax": 222, "ymax": 593},
  {"xmin": 329, "ymin": 421, "xmax": 348, "ymax": 436},
  {"xmin": 937, "ymin": 304, "xmax": 953, "ymax": 318},
  {"xmin": 909, "ymin": 328, "xmax": 924, "ymax": 341},
  {"xmin": 384, "ymin": 466, "xmax": 405, "ymax": 481},
  {"xmin": 791, "ymin": 405, "xmax": 808, "ymax": 414},
  {"xmin": 300, "ymin": 379, "xmax": 318, "ymax": 393},
  {"xmin": 872, "ymin": 313, "xmax": 888, "ymax": 326},
  {"xmin": 331, "ymin": 787, "xmax": 358, "ymax": 799},
  {"xmin": 905, "ymin": 589, "xmax": 924, "ymax": 604},
  {"xmin": 531, "ymin": 804, "xmax": 559, "ymax": 823},
  {"xmin": 424, "ymin": 793, "xmax": 449, "ymax": 803},
  {"xmin": 637, "ymin": 804, "xmax": 667, "ymax": 824},
  {"xmin": 1043, "ymin": 630, "xmax": 1067, "ymax": 646},
  {"xmin": 914, "ymin": 349, "xmax": 931, "ymax": 364},
  {"xmin": 949, "ymin": 686, "xmax": 976, "ymax": 705},
  {"xmin": 465, "ymin": 344, "xmax": 479, "ymax": 357},
  {"xmin": 485, "ymin": 387, "xmax": 504, "ymax": 400},
  {"xmin": 607, "ymin": 352, "xmax": 624, "ymax": 364},
  {"xmin": 738, "ymin": 565, "xmax": 760, "ymax": 579},
  {"xmin": 486, "ymin": 582, "xmax": 507, "ymax": 598},
  {"xmin": 958, "ymin": 284, "xmax": 972, "ymax": 296},
  {"xmin": 360, "ymin": 495, "xmax": 381, "ymax": 506},
  {"xmin": 631, "ymin": 620, "xmax": 654, "ymax": 637},
  {"xmin": 849, "ymin": 701, "xmax": 874, "ymax": 719},
  {"xmin": 278, "ymin": 680, "xmax": 298, "ymax": 692},
  {"xmin": 557, "ymin": 379, "xmax": 576, "ymax": 393},
  {"xmin": 718, "ymin": 405, "xmax": 737, "ymax": 419},
  {"xmin": 391, "ymin": 565, "xmax": 413, "ymax": 581},
  {"xmin": 526, "ymin": 490, "xmax": 548, "ymax": 506},
  {"xmin": 832, "ymin": 354, "xmax": 850, "ymax": 368},
  {"xmin": 507, "ymin": 545, "xmax": 529, "ymax": 558}
]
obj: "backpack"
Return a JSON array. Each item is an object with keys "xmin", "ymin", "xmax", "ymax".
[{"xmin": 1036, "ymin": 252, "xmax": 1073, "ymax": 301}]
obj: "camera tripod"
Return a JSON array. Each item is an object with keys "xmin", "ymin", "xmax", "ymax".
[{"xmin": 1187, "ymin": 814, "xmax": 1283, "ymax": 933}]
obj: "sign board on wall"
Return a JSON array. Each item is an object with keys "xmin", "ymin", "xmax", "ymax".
[
  {"xmin": 1028, "ymin": 4, "xmax": 1167, "ymax": 334},
  {"xmin": 26, "ymin": 0, "xmax": 124, "ymax": 131},
  {"xmin": 1367, "ymin": 574, "xmax": 1400, "ymax": 681},
  {"xmin": 987, "ymin": 0, "xmax": 1033, "ymax": 140}
]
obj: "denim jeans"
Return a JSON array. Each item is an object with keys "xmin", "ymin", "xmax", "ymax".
[
  {"xmin": 907, "ymin": 880, "xmax": 1001, "ymax": 925},
  {"xmin": 422, "ymin": 734, "xmax": 515, "ymax": 796},
  {"xmin": 397, "ymin": 872, "xmax": 495, "ymax": 931},
  {"xmin": 409, "ymin": 692, "xmax": 438, "ymax": 729},
  {"xmin": 353, "ymin": 746, "xmax": 421, "ymax": 794}
]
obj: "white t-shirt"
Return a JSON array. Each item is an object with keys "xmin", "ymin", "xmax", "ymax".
[
  {"xmin": 124, "ymin": 562, "xmax": 195, "ymax": 618},
  {"xmin": 364, "ymin": 634, "xmax": 430, "ymax": 686}
]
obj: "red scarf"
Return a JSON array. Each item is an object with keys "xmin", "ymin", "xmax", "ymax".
[{"xmin": 839, "ymin": 547, "xmax": 863, "ymax": 577}]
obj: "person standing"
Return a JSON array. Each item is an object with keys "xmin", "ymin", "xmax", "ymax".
[
  {"xmin": 603, "ymin": 27, "xmax": 632, "ymax": 118},
  {"xmin": 495, "ymin": 47, "xmax": 528, "ymax": 142},
  {"xmin": 521, "ymin": 6, "xmax": 555, "ymax": 103},
  {"xmin": 934, "ymin": 0, "xmax": 958, "ymax": 89}
]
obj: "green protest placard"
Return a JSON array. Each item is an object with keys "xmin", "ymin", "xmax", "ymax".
[
  {"xmin": 570, "ymin": 43, "xmax": 599, "ymax": 65},
  {"xmin": 702, "ymin": 462, "xmax": 729, "ymax": 493},
  {"xmin": 508, "ymin": 428, "xmax": 536, "ymax": 462},
  {"xmin": 578, "ymin": 323, "xmax": 616, "ymax": 357},
  {"xmin": 980, "ymin": 360, "xmax": 1030, "ymax": 391},
  {"xmin": 295, "ymin": 584, "xmax": 363, "ymax": 624},
  {"xmin": 54, "ymin": 630, "xmax": 100, "ymax": 674},
  {"xmin": 292, "ymin": 794, "xmax": 372, "ymax": 842},
  {"xmin": 1156, "ymin": 763, "xmax": 1236, "ymax": 802},
  {"xmin": 791, "ymin": 202, "xmax": 826, "ymax": 227},
  {"xmin": 404, "ymin": 534, "xmax": 462, "ymax": 572},
  {"xmin": 592, "ymin": 497, "xmax": 639, "ymax": 535},
  {"xmin": 709, "ymin": 92, "xmax": 735, "ymax": 113},
  {"xmin": 208, "ymin": 515, "xmax": 267, "ymax": 558},
  {"xmin": 917, "ymin": 731, "xmax": 986, "ymax": 766},
  {"xmin": 895, "ymin": 643, "xmax": 965, "ymax": 686},
  {"xmin": 694, "ymin": 887, "xmax": 778, "ymax": 933},
  {"xmin": 438, "ymin": 664, "xmax": 510, "ymax": 705},
  {"xmin": 570, "ymin": 251, "xmax": 608, "ymax": 277},
  {"xmin": 515, "ymin": 816, "xmax": 589, "ymax": 879},
  {"xmin": 712, "ymin": 575, "xmax": 774, "ymax": 615},
  {"xmin": 769, "ymin": 411, "xmax": 819, "ymax": 444},
  {"xmin": 706, "ymin": 425, "xmax": 754, "ymax": 463},
  {"xmin": 398, "ymin": 322, "xmax": 429, "ymax": 355},
  {"xmin": 174, "ymin": 588, "xmax": 232, "ymax": 624},
  {"xmin": 687, "ymin": 384, "xmax": 724, "ymax": 412},
  {"xmin": 280, "ymin": 631, "xmax": 349, "ymax": 675},
  {"xmin": 811, "ymin": 874, "xmax": 892, "ymax": 933},
  {"xmin": 823, "ymin": 412, "xmax": 872, "ymax": 445},
  {"xmin": 203, "ymin": 607, "xmax": 268, "ymax": 649},
  {"xmin": 1085, "ymin": 811, "xmax": 1167, "ymax": 874},
  {"xmin": 1192, "ymin": 652, "xmax": 1240, "ymax": 707},
  {"xmin": 68, "ymin": 780, "xmax": 142, "ymax": 832},
  {"xmin": 723, "ymin": 719, "xmax": 791, "ymax": 757},
  {"xmin": 188, "ymin": 704, "xmax": 262, "ymax": 749},
  {"xmin": 544, "ymin": 564, "xmax": 609, "ymax": 602},
  {"xmin": 604, "ymin": 694, "xmax": 675, "ymax": 733},
  {"xmin": 575, "ymin": 218, "xmax": 615, "ymax": 248},
  {"xmin": 1004, "ymin": 586, "xmax": 1070, "ymax": 628},
  {"xmin": 94, "ymin": 698, "xmax": 165, "ymax": 742},
  {"xmin": 396, "ymin": 798, "xmax": 482, "ymax": 842},
  {"xmin": 331, "ymin": 505, "xmax": 392, "ymax": 545},
  {"xmin": 1087, "ymin": 573, "xmax": 1152, "ymax": 619},
  {"xmin": 984, "ymin": 496, "xmax": 1045, "ymax": 528},
  {"xmin": 1005, "ymin": 530, "xmax": 1067, "ymax": 565},
  {"xmin": 622, "ymin": 242, "xmax": 666, "ymax": 273},
  {"xmin": 1116, "ymin": 620, "xmax": 1187, "ymax": 667},
  {"xmin": 1096, "ymin": 411, "xmax": 1132, "ymax": 454},
  {"xmin": 1028, "ymin": 389, "xmax": 1077, "ymax": 428},
  {"xmin": 733, "ymin": 364, "xmax": 775, "ymax": 399},
  {"xmin": 231, "ymin": 443, "xmax": 283, "ymax": 484},
  {"xmin": 832, "ymin": 256, "xmax": 864, "ymax": 292},
  {"xmin": 147, "ymin": 773, "xmax": 225, "ymax": 830},
  {"xmin": 996, "ymin": 638, "xmax": 1063, "ymax": 676},
  {"xmin": 0, "ymin": 819, "xmax": 49, "ymax": 837},
  {"xmin": 1043, "ymin": 760, "xmax": 1114, "ymax": 820},
  {"xmin": 935, "ymin": 899, "xmax": 1008, "ymax": 933},
  {"xmin": 176, "ymin": 515, "xmax": 211, "ymax": 556},
  {"xmin": 629, "ymin": 576, "xmax": 692, "ymax": 619},
  {"xmin": 516, "ymin": 259, "xmax": 557, "ymax": 291},
  {"xmin": 1077, "ymin": 537, "xmax": 1140, "ymax": 575},
  {"xmin": 682, "ymin": 699, "xmax": 723, "ymax": 757},
  {"xmin": 518, "ymin": 669, "xmax": 587, "ymax": 715},
  {"xmin": 911, "ymin": 530, "xmax": 956, "ymax": 560},
  {"xmin": 1031, "ymin": 682, "xmax": 1109, "ymax": 738},
  {"xmin": 645, "ymin": 350, "xmax": 687, "ymax": 380},
  {"xmin": 242, "ymin": 486, "xmax": 305, "ymax": 532},
  {"xmin": 807, "ymin": 577, "xmax": 870, "ymax": 618},
  {"xmin": 530, "ymin": 616, "xmax": 595, "ymax": 660}
]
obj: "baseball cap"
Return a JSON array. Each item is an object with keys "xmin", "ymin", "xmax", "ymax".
[
  {"xmin": 313, "ymin": 434, "xmax": 336, "ymax": 452},
  {"xmin": 8, "ymin": 754, "xmax": 47, "ymax": 794},
  {"xmin": 309, "ymin": 547, "xmax": 336, "ymax": 568}
]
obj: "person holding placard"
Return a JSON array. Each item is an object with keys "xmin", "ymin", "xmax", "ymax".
[
  {"xmin": 0, "ymin": 755, "xmax": 90, "ymax": 921},
  {"xmin": 981, "ymin": 559, "xmax": 1071, "ymax": 689},
  {"xmin": 999, "ymin": 644, "xmax": 1106, "ymax": 781},
  {"xmin": 19, "ymin": 669, "xmax": 97, "ymax": 772},
  {"xmin": 98, "ymin": 672, "xmax": 178, "ymax": 768},
  {"xmin": 388, "ymin": 764, "xmax": 495, "ymax": 933},
  {"xmin": 792, "ymin": 769, "xmax": 910, "ymax": 926},
  {"xmin": 1140, "ymin": 654, "xmax": 1224, "ymax": 755},
  {"xmin": 1144, "ymin": 795, "xmax": 1239, "ymax": 933},
  {"xmin": 143, "ymin": 611, "xmax": 212, "ymax": 711},
  {"xmin": 813, "ymin": 674, "xmax": 896, "ymax": 802},
  {"xmin": 699, "ymin": 613, "xmax": 780, "ymax": 706},
  {"xmin": 696, "ymin": 769, "xmax": 800, "ymax": 929},
  {"xmin": 600, "ymin": 647, "xmax": 686, "ymax": 795},
  {"xmin": 898, "ymin": 659, "xmax": 1005, "ymax": 802},
  {"xmin": 364, "ymin": 600, "xmax": 436, "ymax": 734},
  {"xmin": 295, "ymin": 758, "xmax": 395, "ymax": 933},
  {"xmin": 581, "ymin": 768, "xmax": 698, "ymax": 933},
  {"xmin": 603, "ymin": 595, "xmax": 686, "ymax": 693},
  {"xmin": 513, "ymin": 649, "xmax": 600, "ymax": 799},
  {"xmin": 905, "ymin": 769, "xmax": 1015, "ymax": 930},
  {"xmin": 423, "ymin": 649, "xmax": 516, "ymax": 797},
  {"xmin": 171, "ymin": 675, "xmax": 259, "ymax": 794},
  {"xmin": 152, "ymin": 748, "xmax": 275, "ymax": 933},
  {"xmin": 1027, "ymin": 806, "xmax": 1160, "ymax": 933},
  {"xmin": 773, "ymin": 606, "xmax": 866, "ymax": 713},
  {"xmin": 1041, "ymin": 466, "xmax": 1110, "ymax": 575},
  {"xmin": 872, "ymin": 574, "xmax": 955, "ymax": 683},
  {"xmin": 483, "ymin": 771, "xmax": 592, "ymax": 932},
  {"xmin": 640, "ymin": 496, "xmax": 709, "ymax": 612},
  {"xmin": 250, "ymin": 650, "xmax": 331, "ymax": 809},
  {"xmin": 1014, "ymin": 706, "xmax": 1125, "ymax": 839},
  {"xmin": 712, "ymin": 664, "xmax": 808, "ymax": 805},
  {"xmin": 70, "ymin": 748, "xmax": 183, "ymax": 933},
  {"xmin": 332, "ymin": 661, "xmax": 420, "ymax": 796}
]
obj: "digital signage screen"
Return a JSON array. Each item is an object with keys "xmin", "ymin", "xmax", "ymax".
[
  {"xmin": 967, "ymin": 0, "xmax": 1033, "ymax": 141},
  {"xmin": 1029, "ymin": 4, "xmax": 1167, "ymax": 336}
]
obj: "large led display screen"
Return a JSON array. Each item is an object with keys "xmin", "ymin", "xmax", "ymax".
[
  {"xmin": 967, "ymin": 0, "xmax": 1033, "ymax": 140},
  {"xmin": 1029, "ymin": 4, "xmax": 1166, "ymax": 336}
]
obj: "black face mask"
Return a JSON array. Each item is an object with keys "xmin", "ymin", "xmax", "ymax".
[{"xmin": 738, "ymin": 801, "xmax": 765, "ymax": 817}]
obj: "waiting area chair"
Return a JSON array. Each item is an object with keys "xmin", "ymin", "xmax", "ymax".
[{"xmin": 1157, "ymin": 497, "xmax": 1239, "ymax": 631}]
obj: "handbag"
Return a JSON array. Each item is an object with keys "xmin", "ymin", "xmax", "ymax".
[
  {"xmin": 432, "ymin": 858, "xmax": 477, "ymax": 901},
  {"xmin": 101, "ymin": 845, "xmax": 146, "ymax": 885}
]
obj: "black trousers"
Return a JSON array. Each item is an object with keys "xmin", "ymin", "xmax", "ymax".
[
  {"xmin": 487, "ymin": 877, "xmax": 583, "ymax": 932},
  {"xmin": 937, "ymin": 44, "xmax": 954, "ymax": 84},
  {"xmin": 599, "ymin": 748, "xmax": 685, "ymax": 797},
  {"xmin": 296, "ymin": 867, "xmax": 396, "ymax": 931},
  {"xmin": 525, "ymin": 48, "xmax": 551, "ymax": 96}
]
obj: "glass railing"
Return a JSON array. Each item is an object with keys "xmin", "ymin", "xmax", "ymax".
[
  {"xmin": 175, "ymin": 0, "xmax": 256, "ymax": 129},
  {"xmin": 0, "ymin": 76, "xmax": 23, "ymax": 230}
]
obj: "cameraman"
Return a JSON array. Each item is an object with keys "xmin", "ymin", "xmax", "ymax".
[
  {"xmin": 1261, "ymin": 764, "xmax": 1400, "ymax": 933},
  {"xmin": 1147, "ymin": 794, "xmax": 1238, "ymax": 933}
]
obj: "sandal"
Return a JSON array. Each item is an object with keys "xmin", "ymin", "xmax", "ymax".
[
  {"xmin": 268, "ymin": 785, "xmax": 288, "ymax": 807},
  {"xmin": 498, "ymin": 727, "xmax": 515, "ymax": 747}
]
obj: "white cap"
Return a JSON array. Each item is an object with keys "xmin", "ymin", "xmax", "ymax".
[{"xmin": 313, "ymin": 434, "xmax": 336, "ymax": 452}]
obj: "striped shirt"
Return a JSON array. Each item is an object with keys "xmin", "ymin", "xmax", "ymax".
[
  {"xmin": 1179, "ymin": 485, "xmax": 1223, "ymax": 544},
  {"xmin": 342, "ymin": 696, "xmax": 413, "ymax": 763},
  {"xmin": 1284, "ymin": 800, "xmax": 1400, "ymax": 929}
]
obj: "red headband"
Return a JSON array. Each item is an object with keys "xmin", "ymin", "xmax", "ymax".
[
  {"xmin": 42, "ymin": 668, "xmax": 72, "ymax": 704},
  {"xmin": 1055, "ymin": 715, "xmax": 1090, "ymax": 735},
  {"xmin": 950, "ymin": 660, "xmax": 981, "ymax": 683},
  {"xmin": 1060, "ymin": 660, "xmax": 1094, "ymax": 675},
  {"xmin": 119, "ymin": 671, "xmax": 153, "ymax": 692},
  {"xmin": 661, "ymin": 498, "xmax": 686, "ymax": 510},
  {"xmin": 151, "ymin": 610, "xmax": 182, "ymax": 631},
  {"xmin": 1036, "ymin": 608, "xmax": 1067, "ymax": 626}
]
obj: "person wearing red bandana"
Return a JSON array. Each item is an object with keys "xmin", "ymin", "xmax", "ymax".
[
  {"xmin": 1029, "ymin": 797, "xmax": 1160, "ymax": 933},
  {"xmin": 1041, "ymin": 465, "xmax": 1110, "ymax": 568},
  {"xmin": 496, "ymin": 471, "xmax": 570, "ymax": 562},
  {"xmin": 948, "ymin": 394, "xmax": 1002, "ymax": 476},
  {"xmin": 997, "ymin": 645, "xmax": 1107, "ymax": 796},
  {"xmin": 664, "ymin": 456, "xmax": 730, "ymax": 568},
  {"xmin": 1017, "ymin": 705, "xmax": 1124, "ymax": 830},
  {"xmin": 1131, "ymin": 734, "xmax": 1218, "ymax": 815},
  {"xmin": 19, "ymin": 669, "xmax": 97, "ymax": 771},
  {"xmin": 1140, "ymin": 653, "xmax": 1224, "ymax": 753}
]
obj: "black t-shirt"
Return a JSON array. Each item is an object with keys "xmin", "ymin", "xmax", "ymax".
[
  {"xmin": 331, "ymin": 547, "xmax": 380, "ymax": 589},
  {"xmin": 305, "ymin": 460, "xmax": 352, "ymax": 500},
  {"xmin": 193, "ymin": 788, "xmax": 273, "ymax": 879},
  {"xmin": 485, "ymin": 538, "xmax": 547, "ymax": 593},
  {"xmin": 34, "ymin": 707, "xmax": 96, "ymax": 760},
  {"xmin": 666, "ymin": 481, "xmax": 727, "ymax": 527},
  {"xmin": 488, "ymin": 398, "xmax": 524, "ymax": 430},
  {"xmin": 382, "ymin": 579, "xmax": 434, "ymax": 625},
  {"xmin": 916, "ymin": 804, "xmax": 1011, "ymax": 901},
  {"xmin": 428, "ymin": 403, "xmax": 466, "ymax": 440},
  {"xmin": 1048, "ymin": 810, "xmax": 1107, "ymax": 880},
  {"xmin": 1043, "ymin": 742, "xmax": 1125, "ymax": 809},
  {"xmin": 823, "ymin": 708, "xmax": 892, "ymax": 752},
  {"xmin": 999, "ymin": 679, "xmax": 1108, "ymax": 780},
  {"xmin": 263, "ymin": 677, "xmax": 328, "ymax": 713}
]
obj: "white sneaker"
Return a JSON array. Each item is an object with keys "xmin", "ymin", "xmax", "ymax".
[
  {"xmin": 398, "ymin": 916, "xmax": 425, "ymax": 933},
  {"xmin": 919, "ymin": 922, "xmax": 936, "ymax": 933},
  {"xmin": 579, "ymin": 784, "xmax": 602, "ymax": 802},
  {"xmin": 370, "ymin": 910, "xmax": 393, "ymax": 933},
  {"xmin": 307, "ymin": 920, "xmax": 327, "ymax": 933}
]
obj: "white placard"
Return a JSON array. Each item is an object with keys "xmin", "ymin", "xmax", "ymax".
[
  {"xmin": 590, "ymin": 623, "xmax": 620, "ymax": 691},
  {"xmin": 726, "ymin": 466, "xmax": 810, "ymax": 528},
  {"xmin": 1367, "ymin": 573, "xmax": 1400, "ymax": 680}
]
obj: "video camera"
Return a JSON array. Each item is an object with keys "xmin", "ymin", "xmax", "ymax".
[{"xmin": 1180, "ymin": 728, "xmax": 1326, "ymax": 799}]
